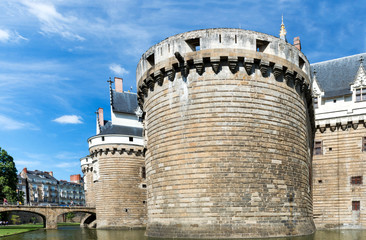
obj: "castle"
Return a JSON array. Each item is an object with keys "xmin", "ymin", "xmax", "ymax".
[{"xmin": 80, "ymin": 24, "xmax": 366, "ymax": 238}]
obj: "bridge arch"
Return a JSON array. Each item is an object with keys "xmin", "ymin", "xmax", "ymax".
[
  {"xmin": 0, "ymin": 209, "xmax": 47, "ymax": 228},
  {"xmin": 0, "ymin": 206, "xmax": 96, "ymax": 229}
]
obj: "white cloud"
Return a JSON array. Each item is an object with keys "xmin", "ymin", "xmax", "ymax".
[
  {"xmin": 56, "ymin": 162, "xmax": 79, "ymax": 168},
  {"xmin": 0, "ymin": 115, "xmax": 34, "ymax": 130},
  {"xmin": 0, "ymin": 28, "xmax": 28, "ymax": 43},
  {"xmin": 21, "ymin": 0, "xmax": 84, "ymax": 41},
  {"xmin": 52, "ymin": 115, "xmax": 83, "ymax": 124},
  {"xmin": 109, "ymin": 63, "xmax": 129, "ymax": 76},
  {"xmin": 15, "ymin": 160, "xmax": 42, "ymax": 168}
]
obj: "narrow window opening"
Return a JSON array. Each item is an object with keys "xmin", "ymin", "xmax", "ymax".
[
  {"xmin": 143, "ymin": 201, "xmax": 146, "ymax": 204},
  {"xmin": 146, "ymin": 53, "xmax": 155, "ymax": 67},
  {"xmin": 219, "ymin": 34, "xmax": 221, "ymax": 43},
  {"xmin": 185, "ymin": 38, "xmax": 200, "ymax": 52},
  {"xmin": 313, "ymin": 97, "xmax": 318, "ymax": 109},
  {"xmin": 168, "ymin": 44, "xmax": 170, "ymax": 53},
  {"xmin": 333, "ymin": 99, "xmax": 337, "ymax": 103},
  {"xmin": 124, "ymin": 208, "xmax": 128, "ymax": 213},
  {"xmin": 362, "ymin": 137, "xmax": 366, "ymax": 151},
  {"xmin": 141, "ymin": 167, "xmax": 146, "ymax": 179},
  {"xmin": 299, "ymin": 57, "xmax": 305, "ymax": 70},
  {"xmin": 351, "ymin": 176, "xmax": 363, "ymax": 185},
  {"xmin": 352, "ymin": 201, "xmax": 360, "ymax": 211},
  {"xmin": 160, "ymin": 47, "xmax": 162, "ymax": 56},
  {"xmin": 101, "ymin": 136, "xmax": 105, "ymax": 141},
  {"xmin": 129, "ymin": 137, "xmax": 133, "ymax": 142},
  {"xmin": 314, "ymin": 141, "xmax": 323, "ymax": 155},
  {"xmin": 318, "ymin": 180, "xmax": 323, "ymax": 183},
  {"xmin": 329, "ymin": 147, "xmax": 332, "ymax": 151},
  {"xmin": 142, "ymin": 184, "xmax": 147, "ymax": 188},
  {"xmin": 256, "ymin": 39, "xmax": 270, "ymax": 52},
  {"xmin": 235, "ymin": 35, "xmax": 237, "ymax": 44}
]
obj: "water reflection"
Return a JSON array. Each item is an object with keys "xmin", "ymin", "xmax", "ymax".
[{"xmin": 1, "ymin": 227, "xmax": 366, "ymax": 240}]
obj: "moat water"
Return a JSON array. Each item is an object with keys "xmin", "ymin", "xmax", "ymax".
[{"xmin": 1, "ymin": 226, "xmax": 366, "ymax": 240}]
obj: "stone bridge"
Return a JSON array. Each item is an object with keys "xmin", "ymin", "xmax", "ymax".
[{"xmin": 0, "ymin": 205, "xmax": 96, "ymax": 229}]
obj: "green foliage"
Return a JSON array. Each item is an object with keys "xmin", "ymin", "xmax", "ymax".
[
  {"xmin": 10, "ymin": 215, "xmax": 20, "ymax": 225},
  {"xmin": 66, "ymin": 212, "xmax": 75, "ymax": 220},
  {"xmin": 0, "ymin": 147, "xmax": 18, "ymax": 203},
  {"xmin": 31, "ymin": 216, "xmax": 37, "ymax": 224}
]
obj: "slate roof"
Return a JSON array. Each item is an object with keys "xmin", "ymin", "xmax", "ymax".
[
  {"xmin": 111, "ymin": 90, "xmax": 139, "ymax": 114},
  {"xmin": 311, "ymin": 53, "xmax": 366, "ymax": 98},
  {"xmin": 99, "ymin": 121, "xmax": 143, "ymax": 137},
  {"xmin": 25, "ymin": 170, "xmax": 58, "ymax": 183}
]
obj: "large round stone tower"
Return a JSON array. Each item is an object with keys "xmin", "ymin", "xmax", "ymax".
[{"xmin": 136, "ymin": 28, "xmax": 315, "ymax": 238}]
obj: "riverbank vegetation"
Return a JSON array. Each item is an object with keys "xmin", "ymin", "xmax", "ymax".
[
  {"xmin": 0, "ymin": 222, "xmax": 81, "ymax": 237},
  {"xmin": 0, "ymin": 224, "xmax": 43, "ymax": 237}
]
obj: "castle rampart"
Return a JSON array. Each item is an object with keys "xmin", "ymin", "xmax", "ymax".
[{"xmin": 137, "ymin": 28, "xmax": 315, "ymax": 238}]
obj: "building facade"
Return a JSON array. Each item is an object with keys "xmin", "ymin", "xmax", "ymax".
[
  {"xmin": 312, "ymin": 53, "xmax": 366, "ymax": 229},
  {"xmin": 84, "ymin": 77, "xmax": 147, "ymax": 229},
  {"xmin": 18, "ymin": 168, "xmax": 85, "ymax": 206}
]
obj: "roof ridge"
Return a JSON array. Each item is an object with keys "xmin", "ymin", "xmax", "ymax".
[{"xmin": 311, "ymin": 53, "xmax": 366, "ymax": 66}]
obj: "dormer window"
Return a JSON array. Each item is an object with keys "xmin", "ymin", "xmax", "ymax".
[{"xmin": 356, "ymin": 88, "xmax": 366, "ymax": 102}]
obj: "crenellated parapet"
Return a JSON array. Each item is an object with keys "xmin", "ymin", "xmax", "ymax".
[
  {"xmin": 89, "ymin": 144, "xmax": 144, "ymax": 158},
  {"xmin": 136, "ymin": 29, "xmax": 314, "ymax": 132},
  {"xmin": 316, "ymin": 117, "xmax": 366, "ymax": 133}
]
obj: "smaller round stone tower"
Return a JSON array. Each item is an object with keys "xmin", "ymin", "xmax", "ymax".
[
  {"xmin": 87, "ymin": 78, "xmax": 147, "ymax": 229},
  {"xmin": 80, "ymin": 156, "xmax": 95, "ymax": 207}
]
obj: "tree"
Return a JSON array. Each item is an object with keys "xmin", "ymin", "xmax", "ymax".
[
  {"xmin": 0, "ymin": 147, "xmax": 18, "ymax": 203},
  {"xmin": 66, "ymin": 212, "xmax": 75, "ymax": 222}
]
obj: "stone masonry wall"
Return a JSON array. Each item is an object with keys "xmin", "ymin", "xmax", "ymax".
[
  {"xmin": 82, "ymin": 165, "xmax": 95, "ymax": 207},
  {"xmin": 137, "ymin": 28, "xmax": 315, "ymax": 239},
  {"xmin": 90, "ymin": 144, "xmax": 146, "ymax": 229},
  {"xmin": 313, "ymin": 125, "xmax": 366, "ymax": 229}
]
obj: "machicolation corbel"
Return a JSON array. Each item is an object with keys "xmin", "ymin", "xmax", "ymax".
[
  {"xmin": 194, "ymin": 59, "xmax": 204, "ymax": 75},
  {"xmin": 244, "ymin": 58, "xmax": 254, "ymax": 75},
  {"xmin": 259, "ymin": 60, "xmax": 270, "ymax": 77},
  {"xmin": 210, "ymin": 57, "xmax": 220, "ymax": 74},
  {"xmin": 228, "ymin": 56, "xmax": 238, "ymax": 74}
]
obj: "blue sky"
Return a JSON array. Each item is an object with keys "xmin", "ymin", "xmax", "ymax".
[{"xmin": 0, "ymin": 0, "xmax": 365, "ymax": 181}]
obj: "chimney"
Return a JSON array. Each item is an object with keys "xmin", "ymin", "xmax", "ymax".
[
  {"xmin": 114, "ymin": 77, "xmax": 123, "ymax": 93},
  {"xmin": 294, "ymin": 37, "xmax": 301, "ymax": 51},
  {"xmin": 98, "ymin": 108, "xmax": 104, "ymax": 127},
  {"xmin": 70, "ymin": 174, "xmax": 81, "ymax": 183},
  {"xmin": 22, "ymin": 168, "xmax": 27, "ymax": 174},
  {"xmin": 49, "ymin": 171, "xmax": 53, "ymax": 177}
]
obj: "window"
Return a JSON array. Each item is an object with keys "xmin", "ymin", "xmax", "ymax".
[
  {"xmin": 314, "ymin": 141, "xmax": 322, "ymax": 155},
  {"xmin": 256, "ymin": 39, "xmax": 269, "ymax": 52},
  {"xmin": 356, "ymin": 88, "xmax": 366, "ymax": 101},
  {"xmin": 352, "ymin": 201, "xmax": 360, "ymax": 211},
  {"xmin": 333, "ymin": 99, "xmax": 336, "ymax": 103},
  {"xmin": 141, "ymin": 167, "xmax": 146, "ymax": 179},
  {"xmin": 363, "ymin": 137, "xmax": 366, "ymax": 151},
  {"xmin": 313, "ymin": 97, "xmax": 318, "ymax": 109},
  {"xmin": 129, "ymin": 137, "xmax": 133, "ymax": 142},
  {"xmin": 185, "ymin": 38, "xmax": 200, "ymax": 51},
  {"xmin": 101, "ymin": 136, "xmax": 105, "ymax": 141},
  {"xmin": 318, "ymin": 180, "xmax": 323, "ymax": 183},
  {"xmin": 351, "ymin": 176, "xmax": 362, "ymax": 185},
  {"xmin": 329, "ymin": 147, "xmax": 332, "ymax": 151},
  {"xmin": 142, "ymin": 184, "xmax": 147, "ymax": 188}
]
